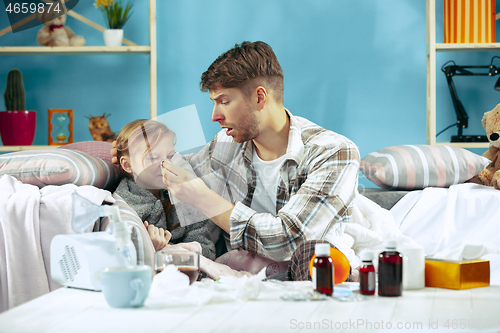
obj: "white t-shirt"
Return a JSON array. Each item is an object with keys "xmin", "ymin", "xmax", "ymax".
[{"xmin": 250, "ymin": 150, "xmax": 286, "ymax": 214}]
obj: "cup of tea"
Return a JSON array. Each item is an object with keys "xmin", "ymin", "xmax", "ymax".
[
  {"xmin": 155, "ymin": 250, "xmax": 200, "ymax": 285},
  {"xmin": 100, "ymin": 265, "xmax": 152, "ymax": 308}
]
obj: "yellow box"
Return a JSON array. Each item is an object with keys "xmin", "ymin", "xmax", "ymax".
[
  {"xmin": 425, "ymin": 259, "xmax": 490, "ymax": 290},
  {"xmin": 444, "ymin": 0, "xmax": 496, "ymax": 43}
]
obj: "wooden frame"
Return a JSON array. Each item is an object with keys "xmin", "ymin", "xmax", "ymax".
[
  {"xmin": 426, "ymin": 0, "xmax": 499, "ymax": 148},
  {"xmin": 0, "ymin": 0, "xmax": 157, "ymax": 152},
  {"xmin": 0, "ymin": 0, "xmax": 157, "ymax": 119},
  {"xmin": 48, "ymin": 109, "xmax": 73, "ymax": 145},
  {"xmin": 0, "ymin": 0, "xmax": 137, "ymax": 46}
]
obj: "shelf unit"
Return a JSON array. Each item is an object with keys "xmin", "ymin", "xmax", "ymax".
[
  {"xmin": 0, "ymin": 46, "xmax": 151, "ymax": 55},
  {"xmin": 0, "ymin": 0, "xmax": 157, "ymax": 152},
  {"xmin": 426, "ymin": 0, "xmax": 493, "ymax": 149}
]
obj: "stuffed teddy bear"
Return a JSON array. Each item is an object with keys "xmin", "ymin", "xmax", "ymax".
[
  {"xmin": 475, "ymin": 104, "xmax": 500, "ymax": 189},
  {"xmin": 36, "ymin": 10, "xmax": 85, "ymax": 47}
]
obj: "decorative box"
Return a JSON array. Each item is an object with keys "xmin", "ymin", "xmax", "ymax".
[
  {"xmin": 444, "ymin": 0, "xmax": 496, "ymax": 43},
  {"xmin": 425, "ymin": 258, "xmax": 490, "ymax": 290}
]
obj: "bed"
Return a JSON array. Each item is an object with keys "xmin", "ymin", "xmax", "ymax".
[{"xmin": 0, "ymin": 141, "xmax": 498, "ymax": 313}]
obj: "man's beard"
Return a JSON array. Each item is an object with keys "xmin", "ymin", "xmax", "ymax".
[{"xmin": 231, "ymin": 112, "xmax": 259, "ymax": 143}]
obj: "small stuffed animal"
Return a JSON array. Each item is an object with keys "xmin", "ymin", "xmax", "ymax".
[
  {"xmin": 475, "ymin": 104, "xmax": 500, "ymax": 189},
  {"xmin": 86, "ymin": 114, "xmax": 116, "ymax": 142},
  {"xmin": 36, "ymin": 9, "xmax": 85, "ymax": 47}
]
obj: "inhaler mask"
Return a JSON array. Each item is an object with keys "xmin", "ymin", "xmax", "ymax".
[
  {"xmin": 71, "ymin": 191, "xmax": 139, "ymax": 266},
  {"xmin": 72, "ymin": 191, "xmax": 104, "ymax": 234}
]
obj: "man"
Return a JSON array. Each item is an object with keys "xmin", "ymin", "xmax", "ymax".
[{"xmin": 158, "ymin": 41, "xmax": 360, "ymax": 263}]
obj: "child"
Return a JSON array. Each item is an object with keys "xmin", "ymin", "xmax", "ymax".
[{"xmin": 114, "ymin": 119, "xmax": 216, "ymax": 260}]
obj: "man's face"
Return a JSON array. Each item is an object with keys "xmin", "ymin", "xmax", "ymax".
[{"xmin": 209, "ymin": 86, "xmax": 259, "ymax": 143}]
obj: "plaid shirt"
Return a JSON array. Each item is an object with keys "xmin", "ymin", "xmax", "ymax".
[{"xmin": 186, "ymin": 110, "xmax": 360, "ymax": 261}]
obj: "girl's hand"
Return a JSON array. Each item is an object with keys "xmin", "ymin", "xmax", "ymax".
[
  {"xmin": 110, "ymin": 140, "xmax": 118, "ymax": 165},
  {"xmin": 144, "ymin": 221, "xmax": 172, "ymax": 251}
]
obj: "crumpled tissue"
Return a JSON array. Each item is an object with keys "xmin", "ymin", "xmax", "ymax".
[
  {"xmin": 145, "ymin": 265, "xmax": 268, "ymax": 307},
  {"xmin": 431, "ymin": 242, "xmax": 499, "ymax": 260}
]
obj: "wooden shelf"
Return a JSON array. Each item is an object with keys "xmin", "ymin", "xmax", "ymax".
[
  {"xmin": 0, "ymin": 145, "xmax": 58, "ymax": 152},
  {"xmin": 435, "ymin": 43, "xmax": 500, "ymax": 52},
  {"xmin": 0, "ymin": 0, "xmax": 157, "ymax": 152},
  {"xmin": 426, "ymin": 0, "xmax": 494, "ymax": 149},
  {"xmin": 0, "ymin": 46, "xmax": 151, "ymax": 55}
]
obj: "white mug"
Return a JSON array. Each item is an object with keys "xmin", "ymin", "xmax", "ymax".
[
  {"xmin": 399, "ymin": 245, "xmax": 425, "ymax": 290},
  {"xmin": 100, "ymin": 265, "xmax": 152, "ymax": 308}
]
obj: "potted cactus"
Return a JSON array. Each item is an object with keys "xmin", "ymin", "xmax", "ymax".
[{"xmin": 0, "ymin": 69, "xmax": 36, "ymax": 146}]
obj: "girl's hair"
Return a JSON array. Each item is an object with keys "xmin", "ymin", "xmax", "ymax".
[{"xmin": 116, "ymin": 119, "xmax": 176, "ymax": 177}]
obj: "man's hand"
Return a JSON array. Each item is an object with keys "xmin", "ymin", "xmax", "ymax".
[
  {"xmin": 110, "ymin": 140, "xmax": 119, "ymax": 165},
  {"xmin": 163, "ymin": 241, "xmax": 203, "ymax": 254},
  {"xmin": 161, "ymin": 160, "xmax": 234, "ymax": 233},
  {"xmin": 160, "ymin": 160, "xmax": 209, "ymax": 207},
  {"xmin": 199, "ymin": 255, "xmax": 253, "ymax": 280},
  {"xmin": 144, "ymin": 221, "xmax": 171, "ymax": 251}
]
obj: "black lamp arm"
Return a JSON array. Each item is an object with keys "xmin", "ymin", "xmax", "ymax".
[
  {"xmin": 443, "ymin": 69, "xmax": 468, "ymax": 136},
  {"xmin": 440, "ymin": 57, "xmax": 500, "ymax": 142}
]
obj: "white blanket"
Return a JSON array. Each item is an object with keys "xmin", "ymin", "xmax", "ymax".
[
  {"xmin": 0, "ymin": 175, "xmax": 113, "ymax": 312},
  {"xmin": 391, "ymin": 183, "xmax": 500, "ymax": 285},
  {"xmin": 326, "ymin": 190, "xmax": 419, "ymax": 270},
  {"xmin": 328, "ymin": 183, "xmax": 500, "ymax": 286}
]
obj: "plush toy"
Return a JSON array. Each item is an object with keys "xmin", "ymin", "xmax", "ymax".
[
  {"xmin": 86, "ymin": 114, "xmax": 116, "ymax": 142},
  {"xmin": 36, "ymin": 10, "xmax": 85, "ymax": 47},
  {"xmin": 475, "ymin": 104, "xmax": 500, "ymax": 189}
]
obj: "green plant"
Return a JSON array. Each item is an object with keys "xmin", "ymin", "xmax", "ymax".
[
  {"xmin": 4, "ymin": 69, "xmax": 26, "ymax": 111},
  {"xmin": 94, "ymin": 0, "xmax": 134, "ymax": 30}
]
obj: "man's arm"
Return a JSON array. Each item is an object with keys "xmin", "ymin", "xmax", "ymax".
[
  {"xmin": 161, "ymin": 160, "xmax": 233, "ymax": 233},
  {"xmin": 162, "ymin": 141, "xmax": 360, "ymax": 261}
]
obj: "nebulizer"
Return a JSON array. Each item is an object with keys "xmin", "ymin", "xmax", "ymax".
[{"xmin": 50, "ymin": 192, "xmax": 147, "ymax": 291}]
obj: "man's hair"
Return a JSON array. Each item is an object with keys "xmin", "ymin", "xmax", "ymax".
[{"xmin": 200, "ymin": 41, "xmax": 284, "ymax": 103}]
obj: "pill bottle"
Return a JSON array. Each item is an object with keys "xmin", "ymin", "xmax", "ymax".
[
  {"xmin": 378, "ymin": 240, "xmax": 403, "ymax": 297},
  {"xmin": 359, "ymin": 251, "xmax": 375, "ymax": 295},
  {"xmin": 312, "ymin": 243, "xmax": 334, "ymax": 296}
]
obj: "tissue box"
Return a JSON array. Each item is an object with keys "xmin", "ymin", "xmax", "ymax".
[{"xmin": 425, "ymin": 259, "xmax": 490, "ymax": 290}]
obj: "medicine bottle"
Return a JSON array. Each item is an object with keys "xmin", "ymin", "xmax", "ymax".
[
  {"xmin": 312, "ymin": 243, "xmax": 334, "ymax": 296},
  {"xmin": 359, "ymin": 251, "xmax": 375, "ymax": 295},
  {"xmin": 378, "ymin": 240, "xmax": 403, "ymax": 297}
]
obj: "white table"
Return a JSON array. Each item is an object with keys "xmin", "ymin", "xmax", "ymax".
[{"xmin": 0, "ymin": 283, "xmax": 499, "ymax": 333}]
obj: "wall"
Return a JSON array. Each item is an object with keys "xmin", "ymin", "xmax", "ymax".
[{"xmin": 0, "ymin": 0, "xmax": 497, "ymax": 188}]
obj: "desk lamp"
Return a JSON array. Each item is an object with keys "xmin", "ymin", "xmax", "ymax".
[{"xmin": 441, "ymin": 56, "xmax": 500, "ymax": 142}]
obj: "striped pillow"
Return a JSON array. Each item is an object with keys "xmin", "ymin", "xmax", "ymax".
[
  {"xmin": 0, "ymin": 149, "xmax": 119, "ymax": 189},
  {"xmin": 100, "ymin": 193, "xmax": 145, "ymax": 232},
  {"xmin": 360, "ymin": 145, "xmax": 490, "ymax": 190},
  {"xmin": 59, "ymin": 141, "xmax": 113, "ymax": 164}
]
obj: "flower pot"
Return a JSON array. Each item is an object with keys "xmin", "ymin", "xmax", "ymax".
[
  {"xmin": 0, "ymin": 111, "xmax": 37, "ymax": 146},
  {"xmin": 103, "ymin": 29, "xmax": 124, "ymax": 47}
]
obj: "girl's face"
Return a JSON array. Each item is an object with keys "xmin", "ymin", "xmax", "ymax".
[{"xmin": 129, "ymin": 132, "xmax": 175, "ymax": 189}]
